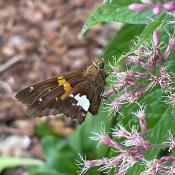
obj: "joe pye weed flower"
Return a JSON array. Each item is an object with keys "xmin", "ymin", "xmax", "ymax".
[
  {"xmin": 76, "ymin": 0, "xmax": 175, "ymax": 173},
  {"xmin": 76, "ymin": 25, "xmax": 175, "ymax": 174},
  {"xmin": 77, "ymin": 106, "xmax": 175, "ymax": 174},
  {"xmin": 103, "ymin": 27, "xmax": 175, "ymax": 115}
]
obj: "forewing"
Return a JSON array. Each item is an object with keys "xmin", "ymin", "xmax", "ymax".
[
  {"xmin": 16, "ymin": 68, "xmax": 105, "ymax": 125},
  {"xmin": 16, "ymin": 69, "xmax": 84, "ymax": 105},
  {"xmin": 15, "ymin": 69, "xmax": 85, "ymax": 117}
]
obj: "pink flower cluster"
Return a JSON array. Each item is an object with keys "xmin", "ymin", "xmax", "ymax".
[
  {"xmin": 77, "ymin": 106, "xmax": 175, "ymax": 174},
  {"xmin": 129, "ymin": 0, "xmax": 175, "ymax": 15},
  {"xmin": 142, "ymin": 156, "xmax": 175, "ymax": 175},
  {"xmin": 103, "ymin": 28, "xmax": 175, "ymax": 115}
]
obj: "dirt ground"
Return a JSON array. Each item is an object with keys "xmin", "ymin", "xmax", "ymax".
[{"xmin": 0, "ymin": 1, "xmax": 116, "ymax": 174}]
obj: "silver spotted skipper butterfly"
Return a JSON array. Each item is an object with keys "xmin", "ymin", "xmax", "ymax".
[{"xmin": 16, "ymin": 58, "xmax": 107, "ymax": 125}]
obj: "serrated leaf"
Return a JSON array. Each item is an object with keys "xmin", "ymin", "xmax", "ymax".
[
  {"xmin": 117, "ymin": 13, "xmax": 166, "ymax": 63},
  {"xmin": 80, "ymin": 3, "xmax": 156, "ymax": 37},
  {"xmin": 102, "ymin": 24, "xmax": 145, "ymax": 61}
]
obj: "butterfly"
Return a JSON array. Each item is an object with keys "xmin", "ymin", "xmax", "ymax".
[{"xmin": 15, "ymin": 58, "xmax": 107, "ymax": 125}]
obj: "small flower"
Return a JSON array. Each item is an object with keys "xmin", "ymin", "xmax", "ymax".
[
  {"xmin": 112, "ymin": 124, "xmax": 131, "ymax": 139},
  {"xmin": 105, "ymin": 91, "xmax": 143, "ymax": 116},
  {"xmin": 76, "ymin": 155, "xmax": 89, "ymax": 174},
  {"xmin": 166, "ymin": 161, "xmax": 175, "ymax": 175},
  {"xmin": 163, "ymin": 38, "xmax": 175, "ymax": 60},
  {"xmin": 90, "ymin": 132, "xmax": 125, "ymax": 151},
  {"xmin": 112, "ymin": 70, "xmax": 148, "ymax": 89},
  {"xmin": 118, "ymin": 150, "xmax": 139, "ymax": 171},
  {"xmin": 167, "ymin": 131, "xmax": 175, "ymax": 151},
  {"xmin": 113, "ymin": 71, "xmax": 132, "ymax": 87},
  {"xmin": 76, "ymin": 155, "xmax": 105, "ymax": 175},
  {"xmin": 164, "ymin": 92, "xmax": 175, "ymax": 112},
  {"xmin": 141, "ymin": 156, "xmax": 175, "ymax": 175},
  {"xmin": 128, "ymin": 54, "xmax": 155, "ymax": 70},
  {"xmin": 113, "ymin": 125, "xmax": 149, "ymax": 148},
  {"xmin": 128, "ymin": 71, "xmax": 148, "ymax": 79},
  {"xmin": 102, "ymin": 86, "xmax": 119, "ymax": 98},
  {"xmin": 104, "ymin": 97, "xmax": 124, "ymax": 116},
  {"xmin": 134, "ymin": 104, "xmax": 147, "ymax": 135},
  {"xmin": 159, "ymin": 66, "xmax": 171, "ymax": 93},
  {"xmin": 145, "ymin": 75, "xmax": 160, "ymax": 92},
  {"xmin": 152, "ymin": 28, "xmax": 160, "ymax": 47},
  {"xmin": 141, "ymin": 159, "xmax": 164, "ymax": 174},
  {"xmin": 90, "ymin": 125, "xmax": 106, "ymax": 148},
  {"xmin": 125, "ymin": 91, "xmax": 143, "ymax": 103},
  {"xmin": 97, "ymin": 157, "xmax": 117, "ymax": 172}
]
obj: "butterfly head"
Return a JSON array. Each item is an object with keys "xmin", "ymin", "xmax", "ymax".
[{"xmin": 93, "ymin": 58, "xmax": 105, "ymax": 70}]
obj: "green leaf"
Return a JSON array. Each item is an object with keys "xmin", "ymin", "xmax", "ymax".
[
  {"xmin": 0, "ymin": 156, "xmax": 43, "ymax": 172},
  {"xmin": 41, "ymin": 136, "xmax": 67, "ymax": 158},
  {"xmin": 67, "ymin": 108, "xmax": 112, "ymax": 154},
  {"xmin": 117, "ymin": 13, "xmax": 166, "ymax": 63},
  {"xmin": 102, "ymin": 24, "xmax": 145, "ymax": 61},
  {"xmin": 80, "ymin": 3, "xmax": 156, "ymax": 37},
  {"xmin": 146, "ymin": 106, "xmax": 175, "ymax": 157},
  {"xmin": 36, "ymin": 122, "xmax": 55, "ymax": 137}
]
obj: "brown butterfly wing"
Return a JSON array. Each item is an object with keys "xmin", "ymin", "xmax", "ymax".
[
  {"xmin": 15, "ymin": 69, "xmax": 84, "ymax": 105},
  {"xmin": 16, "ymin": 68, "xmax": 106, "ymax": 124},
  {"xmin": 15, "ymin": 69, "xmax": 85, "ymax": 116},
  {"xmin": 88, "ymin": 71, "xmax": 106, "ymax": 115}
]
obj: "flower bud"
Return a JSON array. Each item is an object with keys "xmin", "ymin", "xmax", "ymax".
[
  {"xmin": 152, "ymin": 4, "xmax": 162, "ymax": 14},
  {"xmin": 163, "ymin": 2, "xmax": 175, "ymax": 11},
  {"xmin": 153, "ymin": 28, "xmax": 160, "ymax": 47},
  {"xmin": 129, "ymin": 3, "xmax": 147, "ymax": 11},
  {"xmin": 163, "ymin": 38, "xmax": 175, "ymax": 60}
]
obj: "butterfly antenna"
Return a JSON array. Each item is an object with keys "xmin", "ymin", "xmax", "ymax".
[
  {"xmin": 112, "ymin": 48, "xmax": 126, "ymax": 55},
  {"xmin": 98, "ymin": 38, "xmax": 125, "ymax": 60}
]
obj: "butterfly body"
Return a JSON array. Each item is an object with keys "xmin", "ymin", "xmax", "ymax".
[{"xmin": 16, "ymin": 58, "xmax": 107, "ymax": 124}]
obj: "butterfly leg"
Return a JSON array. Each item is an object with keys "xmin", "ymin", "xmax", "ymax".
[{"xmin": 100, "ymin": 94, "xmax": 111, "ymax": 103}]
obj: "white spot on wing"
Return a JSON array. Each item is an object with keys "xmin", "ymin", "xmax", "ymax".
[
  {"xmin": 69, "ymin": 94, "xmax": 74, "ymax": 97},
  {"xmin": 74, "ymin": 93, "xmax": 90, "ymax": 111},
  {"xmin": 30, "ymin": 86, "xmax": 34, "ymax": 92}
]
